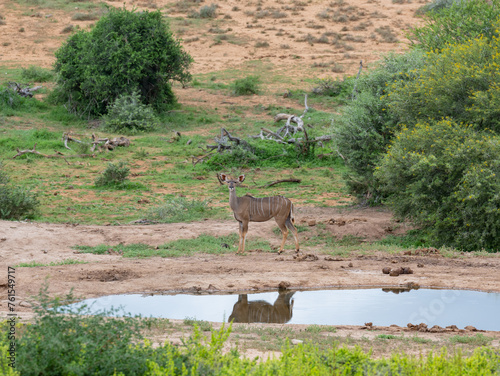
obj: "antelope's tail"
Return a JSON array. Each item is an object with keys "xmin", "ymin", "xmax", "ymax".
[{"xmin": 290, "ymin": 203, "xmax": 295, "ymax": 225}]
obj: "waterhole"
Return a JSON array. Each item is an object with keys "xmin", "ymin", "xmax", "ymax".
[{"xmin": 70, "ymin": 288, "xmax": 500, "ymax": 330}]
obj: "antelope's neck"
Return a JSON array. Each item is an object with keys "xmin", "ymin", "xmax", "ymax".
[{"xmin": 229, "ymin": 189, "xmax": 239, "ymax": 211}]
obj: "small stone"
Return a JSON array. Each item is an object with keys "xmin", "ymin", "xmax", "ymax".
[
  {"xmin": 382, "ymin": 267, "xmax": 391, "ymax": 274},
  {"xmin": 389, "ymin": 269, "xmax": 400, "ymax": 276}
]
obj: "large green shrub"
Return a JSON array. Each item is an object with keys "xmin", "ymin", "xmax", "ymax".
[
  {"xmin": 375, "ymin": 119, "xmax": 500, "ymax": 251},
  {"xmin": 389, "ymin": 33, "xmax": 500, "ymax": 131},
  {"xmin": 54, "ymin": 7, "xmax": 192, "ymax": 117},
  {"xmin": 409, "ymin": 0, "xmax": 500, "ymax": 51},
  {"xmin": 331, "ymin": 50, "xmax": 426, "ymax": 200}
]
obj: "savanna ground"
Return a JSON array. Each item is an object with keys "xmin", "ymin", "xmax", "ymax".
[{"xmin": 1, "ymin": 0, "xmax": 500, "ymax": 360}]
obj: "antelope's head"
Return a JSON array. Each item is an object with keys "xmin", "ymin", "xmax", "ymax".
[{"xmin": 220, "ymin": 173, "xmax": 245, "ymax": 192}]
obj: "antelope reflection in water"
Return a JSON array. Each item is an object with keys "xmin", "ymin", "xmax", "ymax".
[{"xmin": 228, "ymin": 291, "xmax": 295, "ymax": 324}]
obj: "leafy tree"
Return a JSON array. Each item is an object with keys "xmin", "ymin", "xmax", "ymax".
[{"xmin": 54, "ymin": 7, "xmax": 192, "ymax": 117}]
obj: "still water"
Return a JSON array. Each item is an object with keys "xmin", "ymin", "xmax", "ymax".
[{"xmin": 70, "ymin": 288, "xmax": 500, "ymax": 331}]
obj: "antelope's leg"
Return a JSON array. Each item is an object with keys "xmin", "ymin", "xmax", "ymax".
[
  {"xmin": 238, "ymin": 221, "xmax": 248, "ymax": 254},
  {"xmin": 286, "ymin": 218, "xmax": 300, "ymax": 253},
  {"xmin": 276, "ymin": 220, "xmax": 289, "ymax": 254}
]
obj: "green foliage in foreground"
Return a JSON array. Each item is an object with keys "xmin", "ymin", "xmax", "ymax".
[
  {"xmin": 3, "ymin": 290, "xmax": 500, "ymax": 375},
  {"xmin": 376, "ymin": 119, "xmax": 500, "ymax": 251}
]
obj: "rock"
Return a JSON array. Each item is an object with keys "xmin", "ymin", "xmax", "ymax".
[
  {"xmin": 307, "ymin": 219, "xmax": 316, "ymax": 226},
  {"xmin": 389, "ymin": 269, "xmax": 400, "ymax": 276},
  {"xmin": 382, "ymin": 267, "xmax": 391, "ymax": 274},
  {"xmin": 429, "ymin": 325, "xmax": 444, "ymax": 333},
  {"xmin": 291, "ymin": 339, "xmax": 303, "ymax": 345},
  {"xmin": 465, "ymin": 325, "xmax": 478, "ymax": 331}
]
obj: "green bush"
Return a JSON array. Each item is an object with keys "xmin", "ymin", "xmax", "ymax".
[
  {"xmin": 389, "ymin": 33, "xmax": 500, "ymax": 131},
  {"xmin": 375, "ymin": 119, "xmax": 500, "ymax": 251},
  {"xmin": 15, "ymin": 287, "xmax": 149, "ymax": 376},
  {"xmin": 0, "ymin": 87, "xmax": 22, "ymax": 110},
  {"xmin": 21, "ymin": 66, "xmax": 54, "ymax": 82},
  {"xmin": 409, "ymin": 0, "xmax": 500, "ymax": 51},
  {"xmin": 102, "ymin": 90, "xmax": 160, "ymax": 134},
  {"xmin": 0, "ymin": 163, "xmax": 39, "ymax": 220},
  {"xmin": 231, "ymin": 75, "xmax": 261, "ymax": 95},
  {"xmin": 54, "ymin": 7, "xmax": 192, "ymax": 117},
  {"xmin": 331, "ymin": 50, "xmax": 426, "ymax": 201},
  {"xmin": 94, "ymin": 161, "xmax": 130, "ymax": 187}
]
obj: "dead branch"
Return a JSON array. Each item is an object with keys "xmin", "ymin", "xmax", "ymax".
[
  {"xmin": 8, "ymin": 82, "xmax": 42, "ymax": 98},
  {"xmin": 13, "ymin": 143, "xmax": 95, "ymax": 159},
  {"xmin": 351, "ymin": 61, "xmax": 363, "ymax": 100},
  {"xmin": 261, "ymin": 178, "xmax": 301, "ymax": 188}
]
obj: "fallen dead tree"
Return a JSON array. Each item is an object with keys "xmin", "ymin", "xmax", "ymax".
[
  {"xmin": 13, "ymin": 143, "xmax": 94, "ymax": 161},
  {"xmin": 8, "ymin": 82, "xmax": 43, "ymax": 98},
  {"xmin": 250, "ymin": 95, "xmax": 333, "ymax": 147},
  {"xmin": 192, "ymin": 128, "xmax": 254, "ymax": 166},
  {"xmin": 194, "ymin": 96, "xmax": 335, "ymax": 165}
]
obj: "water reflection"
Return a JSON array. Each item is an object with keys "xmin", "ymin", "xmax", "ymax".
[
  {"xmin": 66, "ymin": 288, "xmax": 500, "ymax": 330},
  {"xmin": 229, "ymin": 291, "xmax": 295, "ymax": 324}
]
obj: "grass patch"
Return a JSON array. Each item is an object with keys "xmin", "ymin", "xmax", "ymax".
[
  {"xmin": 15, "ymin": 259, "xmax": 88, "ymax": 267},
  {"xmin": 74, "ymin": 234, "xmax": 274, "ymax": 257},
  {"xmin": 449, "ymin": 334, "xmax": 493, "ymax": 346}
]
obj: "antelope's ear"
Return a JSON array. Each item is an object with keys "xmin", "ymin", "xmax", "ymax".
[
  {"xmin": 238, "ymin": 175, "xmax": 245, "ymax": 183},
  {"xmin": 220, "ymin": 173, "xmax": 227, "ymax": 182}
]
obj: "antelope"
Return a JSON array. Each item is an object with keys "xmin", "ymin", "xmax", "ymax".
[{"xmin": 220, "ymin": 173, "xmax": 299, "ymax": 254}]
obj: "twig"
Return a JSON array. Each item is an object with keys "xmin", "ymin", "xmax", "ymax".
[{"xmin": 351, "ymin": 61, "xmax": 363, "ymax": 100}]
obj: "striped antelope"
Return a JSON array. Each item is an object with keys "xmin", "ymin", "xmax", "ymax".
[{"xmin": 220, "ymin": 173, "xmax": 299, "ymax": 254}]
